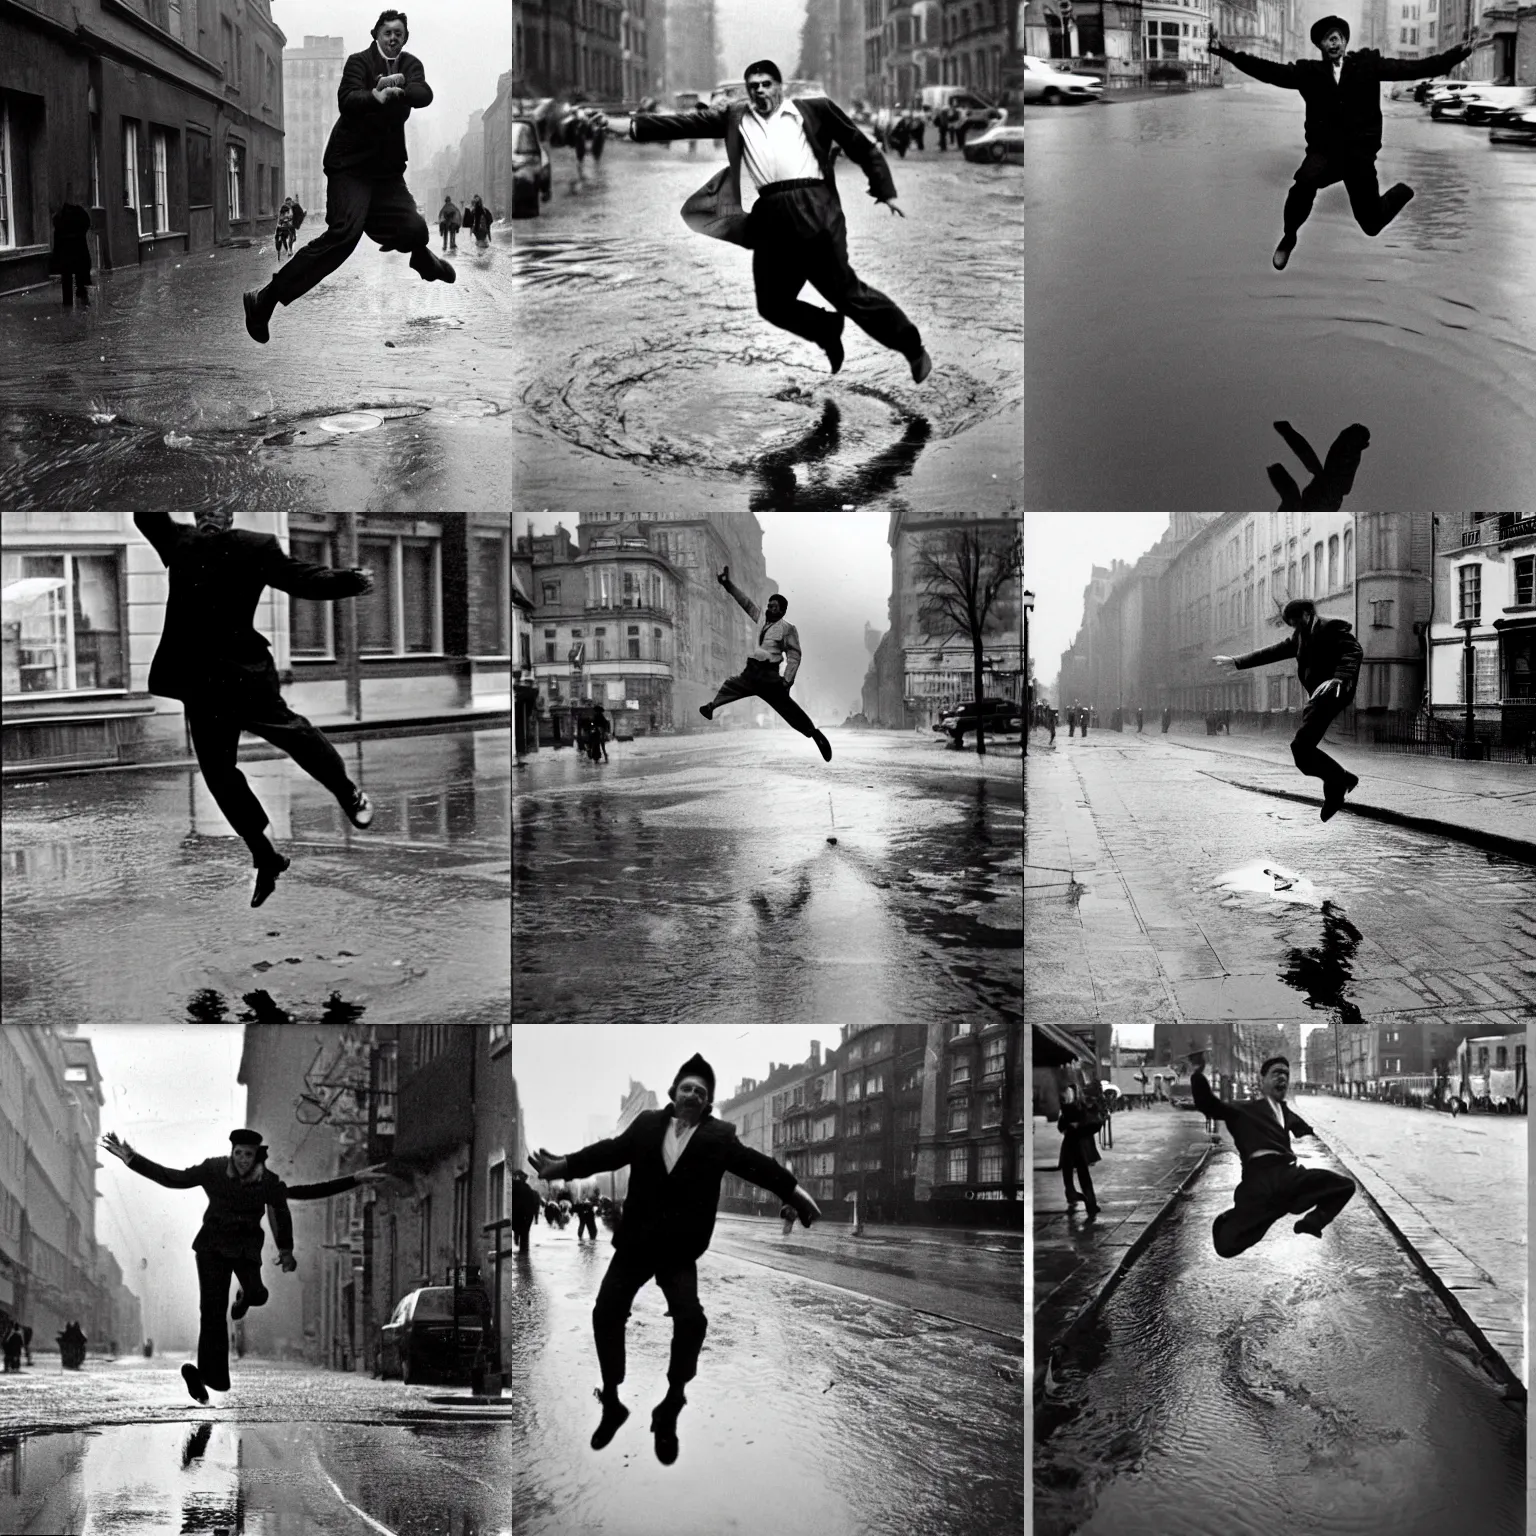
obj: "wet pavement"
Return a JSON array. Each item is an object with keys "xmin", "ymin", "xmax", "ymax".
[
  {"xmin": 1025, "ymin": 88, "xmax": 1536, "ymax": 509},
  {"xmin": 0, "ymin": 1359, "xmax": 517, "ymax": 1535},
  {"xmin": 0, "ymin": 230, "xmax": 515, "ymax": 511},
  {"xmin": 1, "ymin": 728, "xmax": 510, "ymax": 1023},
  {"xmin": 513, "ymin": 730, "xmax": 1023, "ymax": 1022},
  {"xmin": 1027, "ymin": 730, "xmax": 1536, "ymax": 1039},
  {"xmin": 510, "ymin": 141, "xmax": 1022, "ymax": 511},
  {"xmin": 510, "ymin": 1207, "xmax": 1024, "ymax": 1535},
  {"xmin": 1032, "ymin": 1136, "xmax": 1526, "ymax": 1536}
]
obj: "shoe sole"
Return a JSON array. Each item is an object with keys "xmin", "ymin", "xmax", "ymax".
[{"xmin": 1272, "ymin": 244, "xmax": 1294, "ymax": 271}]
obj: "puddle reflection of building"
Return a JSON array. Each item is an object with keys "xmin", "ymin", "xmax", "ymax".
[
  {"xmin": 1266, "ymin": 421, "xmax": 1372, "ymax": 511},
  {"xmin": 749, "ymin": 401, "xmax": 931, "ymax": 509}
]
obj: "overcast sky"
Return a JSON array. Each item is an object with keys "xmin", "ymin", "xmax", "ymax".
[
  {"xmin": 518, "ymin": 513, "xmax": 893, "ymax": 723},
  {"xmin": 718, "ymin": 0, "xmax": 807, "ymax": 90},
  {"xmin": 77, "ymin": 1025, "xmax": 247, "ymax": 1350},
  {"xmin": 272, "ymin": 0, "xmax": 511, "ymax": 160},
  {"xmin": 1024, "ymin": 515, "xmax": 1170, "ymax": 693},
  {"xmin": 514, "ymin": 1025, "xmax": 827, "ymax": 1160}
]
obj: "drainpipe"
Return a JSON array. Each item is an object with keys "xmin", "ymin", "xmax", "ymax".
[{"xmin": 344, "ymin": 511, "xmax": 362, "ymax": 723}]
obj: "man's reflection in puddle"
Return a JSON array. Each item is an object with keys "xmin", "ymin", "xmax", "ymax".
[
  {"xmin": 749, "ymin": 401, "xmax": 931, "ymax": 508},
  {"xmin": 1266, "ymin": 420, "xmax": 1371, "ymax": 509}
]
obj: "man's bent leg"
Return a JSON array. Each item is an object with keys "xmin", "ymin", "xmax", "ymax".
[
  {"xmin": 195, "ymin": 1251, "xmax": 236, "ymax": 1392},
  {"xmin": 362, "ymin": 176, "xmax": 443, "ymax": 279},
  {"xmin": 654, "ymin": 1261, "xmax": 707, "ymax": 1389},
  {"xmin": 264, "ymin": 173, "xmax": 371, "ymax": 307},
  {"xmin": 241, "ymin": 702, "xmax": 357, "ymax": 808},
  {"xmin": 1342, "ymin": 157, "xmax": 1409, "ymax": 236},
  {"xmin": 752, "ymin": 238, "xmax": 835, "ymax": 349},
  {"xmin": 705, "ymin": 672, "xmax": 758, "ymax": 715},
  {"xmin": 1290, "ymin": 691, "xmax": 1352, "ymax": 786},
  {"xmin": 592, "ymin": 1249, "xmax": 656, "ymax": 1389},
  {"xmin": 1283, "ymin": 153, "xmax": 1340, "ymax": 237},
  {"xmin": 232, "ymin": 1257, "xmax": 269, "ymax": 1311},
  {"xmin": 1287, "ymin": 1167, "xmax": 1356, "ymax": 1232},
  {"xmin": 1211, "ymin": 1175, "xmax": 1287, "ymax": 1258},
  {"xmin": 802, "ymin": 196, "xmax": 922, "ymax": 358},
  {"xmin": 756, "ymin": 678, "xmax": 818, "ymax": 738},
  {"xmin": 187, "ymin": 710, "xmax": 274, "ymax": 861}
]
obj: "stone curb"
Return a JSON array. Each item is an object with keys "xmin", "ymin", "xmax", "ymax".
[
  {"xmin": 1203, "ymin": 774, "xmax": 1536, "ymax": 866},
  {"xmin": 1032, "ymin": 1136, "xmax": 1217, "ymax": 1399},
  {"xmin": 1308, "ymin": 1128, "xmax": 1527, "ymax": 1402}
]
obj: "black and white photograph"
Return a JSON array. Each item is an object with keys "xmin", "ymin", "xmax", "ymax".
[
  {"xmin": 510, "ymin": 1023, "xmax": 1025, "ymax": 1536},
  {"xmin": 0, "ymin": 1023, "xmax": 518, "ymax": 1535},
  {"xmin": 1026, "ymin": 512, "xmax": 1533, "ymax": 1536},
  {"xmin": 1023, "ymin": 0, "xmax": 1536, "ymax": 510},
  {"xmin": 512, "ymin": 510, "xmax": 1025, "ymax": 1024},
  {"xmin": 2, "ymin": 513, "xmax": 512, "ymax": 1025}
]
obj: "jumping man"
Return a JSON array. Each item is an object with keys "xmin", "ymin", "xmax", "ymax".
[
  {"xmin": 627, "ymin": 61, "xmax": 932, "ymax": 383},
  {"xmin": 1191, "ymin": 1057, "xmax": 1355, "ymax": 1257},
  {"xmin": 1214, "ymin": 596, "xmax": 1362, "ymax": 820},
  {"xmin": 243, "ymin": 9, "xmax": 454, "ymax": 342},
  {"xmin": 528, "ymin": 1054, "xmax": 822, "ymax": 1463},
  {"xmin": 1208, "ymin": 18, "xmax": 1476, "ymax": 270},
  {"xmin": 702, "ymin": 565, "xmax": 833, "ymax": 762}
]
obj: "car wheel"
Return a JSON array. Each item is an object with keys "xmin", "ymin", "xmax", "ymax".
[
  {"xmin": 1043, "ymin": 88, "xmax": 1062, "ymax": 105},
  {"xmin": 989, "ymin": 142, "xmax": 1008, "ymax": 163}
]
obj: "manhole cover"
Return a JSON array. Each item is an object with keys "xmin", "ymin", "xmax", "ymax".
[{"xmin": 317, "ymin": 412, "xmax": 384, "ymax": 434}]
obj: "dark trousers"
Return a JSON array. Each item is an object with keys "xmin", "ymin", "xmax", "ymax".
[
  {"xmin": 709, "ymin": 658, "xmax": 818, "ymax": 738},
  {"xmin": 195, "ymin": 1250, "xmax": 266, "ymax": 1392},
  {"xmin": 577, "ymin": 1210, "xmax": 598, "ymax": 1239},
  {"xmin": 1061, "ymin": 1146, "xmax": 1096, "ymax": 1207},
  {"xmin": 512, "ymin": 1214, "xmax": 534, "ymax": 1251},
  {"xmin": 592, "ymin": 1246, "xmax": 707, "ymax": 1391},
  {"xmin": 749, "ymin": 182, "xmax": 921, "ymax": 359},
  {"xmin": 266, "ymin": 171, "xmax": 431, "ymax": 307},
  {"xmin": 1212, "ymin": 1158, "xmax": 1355, "ymax": 1258},
  {"xmin": 186, "ymin": 693, "xmax": 356, "ymax": 861},
  {"xmin": 1284, "ymin": 152, "xmax": 1406, "ymax": 239},
  {"xmin": 60, "ymin": 269, "xmax": 90, "ymax": 305},
  {"xmin": 1290, "ymin": 686, "xmax": 1354, "ymax": 790}
]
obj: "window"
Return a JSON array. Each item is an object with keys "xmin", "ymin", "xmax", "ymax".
[
  {"xmin": 288, "ymin": 534, "xmax": 336, "ymax": 657},
  {"xmin": 150, "ymin": 128, "xmax": 170, "ymax": 233},
  {"xmin": 187, "ymin": 128, "xmax": 212, "ymax": 207},
  {"xmin": 2, "ymin": 552, "xmax": 125, "ymax": 695},
  {"xmin": 1458, "ymin": 564, "xmax": 1481, "ymax": 623},
  {"xmin": 471, "ymin": 535, "xmax": 508, "ymax": 655},
  {"xmin": 357, "ymin": 535, "xmax": 442, "ymax": 655},
  {"xmin": 226, "ymin": 141, "xmax": 244, "ymax": 220},
  {"xmin": 1370, "ymin": 599, "xmax": 1394, "ymax": 628},
  {"xmin": 542, "ymin": 582, "xmax": 561, "ymax": 605},
  {"xmin": 1301, "ymin": 553, "xmax": 1310, "ymax": 596},
  {"xmin": 1328, "ymin": 535, "xmax": 1339, "ymax": 590},
  {"xmin": 951, "ymin": 1022, "xmax": 972, "ymax": 1038},
  {"xmin": 1514, "ymin": 556, "xmax": 1534, "ymax": 606},
  {"xmin": 0, "ymin": 99, "xmax": 16, "ymax": 250},
  {"xmin": 628, "ymin": 626, "xmax": 640, "ymax": 660},
  {"xmin": 846, "ymin": 1078, "xmax": 861, "ymax": 1101},
  {"xmin": 414, "ymin": 1025, "xmax": 453, "ymax": 1066},
  {"xmin": 453, "ymin": 1170, "xmax": 471, "ymax": 1262},
  {"xmin": 978, "ymin": 1145, "xmax": 1004, "ymax": 1183},
  {"xmin": 946, "ymin": 1147, "xmax": 968, "ymax": 1183},
  {"xmin": 983, "ymin": 1035, "xmax": 1007, "ymax": 1077},
  {"xmin": 951, "ymin": 1058, "xmax": 971, "ymax": 1086},
  {"xmin": 123, "ymin": 119, "xmax": 142, "ymax": 234},
  {"xmin": 948, "ymin": 1102, "xmax": 970, "ymax": 1131},
  {"xmin": 90, "ymin": 117, "xmax": 101, "ymax": 207},
  {"xmin": 169, "ymin": 0, "xmax": 182, "ymax": 40},
  {"xmin": 221, "ymin": 17, "xmax": 237, "ymax": 82},
  {"xmin": 981, "ymin": 1090, "xmax": 1003, "ymax": 1127},
  {"xmin": 1343, "ymin": 529, "xmax": 1353, "ymax": 584}
]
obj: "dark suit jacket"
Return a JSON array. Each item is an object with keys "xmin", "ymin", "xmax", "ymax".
[
  {"xmin": 561, "ymin": 1106, "xmax": 799, "ymax": 1261},
  {"xmin": 630, "ymin": 97, "xmax": 898, "ymax": 248},
  {"xmin": 1056, "ymin": 1101, "xmax": 1102, "ymax": 1170},
  {"xmin": 323, "ymin": 45, "xmax": 434, "ymax": 178},
  {"xmin": 1234, "ymin": 616, "xmax": 1363, "ymax": 697},
  {"xmin": 1192, "ymin": 1072, "xmax": 1314, "ymax": 1169},
  {"xmin": 1210, "ymin": 42, "xmax": 1473, "ymax": 155},
  {"xmin": 134, "ymin": 515, "xmax": 367, "ymax": 707},
  {"xmin": 126, "ymin": 1153, "xmax": 293, "ymax": 1260}
]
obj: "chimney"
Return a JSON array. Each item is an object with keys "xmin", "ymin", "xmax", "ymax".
[{"xmin": 810, "ymin": 1040, "xmax": 821, "ymax": 1067}]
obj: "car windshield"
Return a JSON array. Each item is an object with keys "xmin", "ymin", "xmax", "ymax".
[{"xmin": 409, "ymin": 1288, "xmax": 486, "ymax": 1320}]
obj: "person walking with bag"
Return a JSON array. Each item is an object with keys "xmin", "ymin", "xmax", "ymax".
[{"xmin": 1058, "ymin": 1084, "xmax": 1101, "ymax": 1216}]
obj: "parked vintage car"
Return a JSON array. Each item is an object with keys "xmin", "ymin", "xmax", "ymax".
[
  {"xmin": 932, "ymin": 698, "xmax": 1025, "ymax": 744},
  {"xmin": 1021, "ymin": 56, "xmax": 1103, "ymax": 105},
  {"xmin": 1489, "ymin": 104, "xmax": 1536, "ymax": 144},
  {"xmin": 963, "ymin": 122, "xmax": 1026, "ymax": 164},
  {"xmin": 376, "ymin": 1285, "xmax": 492, "ymax": 1384},
  {"xmin": 510, "ymin": 117, "xmax": 552, "ymax": 218},
  {"xmin": 1461, "ymin": 84, "xmax": 1536, "ymax": 126}
]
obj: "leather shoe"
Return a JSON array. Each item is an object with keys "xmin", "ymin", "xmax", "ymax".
[
  {"xmin": 231, "ymin": 1290, "xmax": 249, "ymax": 1321},
  {"xmin": 1272, "ymin": 235, "xmax": 1296, "ymax": 271},
  {"xmin": 908, "ymin": 347, "xmax": 933, "ymax": 384},
  {"xmin": 343, "ymin": 788, "xmax": 374, "ymax": 828},
  {"xmin": 413, "ymin": 248, "xmax": 457, "ymax": 284},
  {"xmin": 699, "ymin": 703, "xmax": 714, "ymax": 721},
  {"xmin": 1294, "ymin": 1217, "xmax": 1323, "ymax": 1238},
  {"xmin": 251, "ymin": 855, "xmax": 290, "ymax": 909},
  {"xmin": 823, "ymin": 315, "xmax": 846, "ymax": 375},
  {"xmin": 590, "ymin": 1386, "xmax": 629, "ymax": 1449},
  {"xmin": 651, "ymin": 1390, "xmax": 685, "ymax": 1464},
  {"xmin": 243, "ymin": 289, "xmax": 272, "ymax": 344},
  {"xmin": 813, "ymin": 730, "xmax": 832, "ymax": 762},
  {"xmin": 181, "ymin": 1362, "xmax": 210, "ymax": 1404}
]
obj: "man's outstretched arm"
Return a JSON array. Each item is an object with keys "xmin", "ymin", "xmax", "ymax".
[
  {"xmin": 1209, "ymin": 28, "xmax": 1300, "ymax": 88},
  {"xmin": 101, "ymin": 1132, "xmax": 203, "ymax": 1188},
  {"xmin": 718, "ymin": 567, "xmax": 761, "ymax": 621},
  {"xmin": 132, "ymin": 513, "xmax": 185, "ymax": 567},
  {"xmin": 537, "ymin": 1122, "xmax": 645, "ymax": 1181},
  {"xmin": 1190, "ymin": 1069, "xmax": 1233, "ymax": 1123},
  {"xmin": 1373, "ymin": 38, "xmax": 1475, "ymax": 80},
  {"xmin": 257, "ymin": 538, "xmax": 376, "ymax": 601}
]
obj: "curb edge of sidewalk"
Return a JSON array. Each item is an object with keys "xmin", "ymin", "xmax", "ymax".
[
  {"xmin": 1207, "ymin": 775, "xmax": 1536, "ymax": 867},
  {"xmin": 1310, "ymin": 1131, "xmax": 1528, "ymax": 1405},
  {"xmin": 1033, "ymin": 1136, "xmax": 1218, "ymax": 1400}
]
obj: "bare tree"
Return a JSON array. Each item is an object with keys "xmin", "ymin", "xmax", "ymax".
[{"xmin": 914, "ymin": 524, "xmax": 1022, "ymax": 756}]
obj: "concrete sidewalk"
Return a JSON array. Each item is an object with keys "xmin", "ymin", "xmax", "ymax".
[
  {"xmin": 1032, "ymin": 1106, "xmax": 1215, "ymax": 1391},
  {"xmin": 1046, "ymin": 722, "xmax": 1535, "ymax": 858},
  {"xmin": 715, "ymin": 1210, "xmax": 1022, "ymax": 1256}
]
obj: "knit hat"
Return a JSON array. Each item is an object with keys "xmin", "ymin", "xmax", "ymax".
[
  {"xmin": 671, "ymin": 1053, "xmax": 716, "ymax": 1100},
  {"xmin": 1310, "ymin": 15, "xmax": 1349, "ymax": 46},
  {"xmin": 229, "ymin": 1129, "xmax": 263, "ymax": 1147}
]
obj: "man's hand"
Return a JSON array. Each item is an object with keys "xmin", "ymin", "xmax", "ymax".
[
  {"xmin": 1212, "ymin": 655, "xmax": 1237, "ymax": 669},
  {"xmin": 1309, "ymin": 679, "xmax": 1342, "ymax": 702},
  {"xmin": 350, "ymin": 1161, "xmax": 391, "ymax": 1186},
  {"xmin": 788, "ymin": 1184, "xmax": 822, "ymax": 1228},
  {"xmin": 528, "ymin": 1148, "xmax": 567, "ymax": 1180},
  {"xmin": 100, "ymin": 1132, "xmax": 134, "ymax": 1164},
  {"xmin": 372, "ymin": 84, "xmax": 405, "ymax": 104},
  {"xmin": 350, "ymin": 567, "xmax": 376, "ymax": 595},
  {"xmin": 717, "ymin": 565, "xmax": 730, "ymax": 588},
  {"xmin": 277, "ymin": 1251, "xmax": 298, "ymax": 1274},
  {"xmin": 378, "ymin": 72, "xmax": 406, "ymax": 90},
  {"xmin": 1209, "ymin": 23, "xmax": 1221, "ymax": 49},
  {"xmin": 877, "ymin": 197, "xmax": 906, "ymax": 218}
]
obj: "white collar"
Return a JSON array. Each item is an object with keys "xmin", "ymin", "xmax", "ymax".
[
  {"xmin": 748, "ymin": 97, "xmax": 802, "ymax": 127},
  {"xmin": 375, "ymin": 42, "xmax": 404, "ymax": 68}
]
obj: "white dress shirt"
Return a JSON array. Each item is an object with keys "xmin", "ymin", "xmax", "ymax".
[
  {"xmin": 662, "ymin": 1114, "xmax": 699, "ymax": 1174},
  {"xmin": 1251, "ymin": 1096, "xmax": 1290, "ymax": 1158},
  {"xmin": 1331, "ymin": 58, "xmax": 1343, "ymax": 85},
  {"xmin": 738, "ymin": 98, "xmax": 822, "ymax": 202}
]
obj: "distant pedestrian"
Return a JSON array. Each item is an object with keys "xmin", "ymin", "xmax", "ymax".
[
  {"xmin": 465, "ymin": 193, "xmax": 493, "ymax": 247},
  {"xmin": 1081, "ymin": 706, "xmax": 1090, "ymax": 738},
  {"xmin": 437, "ymin": 194, "xmax": 461, "ymax": 250},
  {"xmin": 1137, "ymin": 707, "xmax": 1144, "ymax": 732},
  {"xmin": 243, "ymin": 10, "xmax": 455, "ymax": 344},
  {"xmin": 1214, "ymin": 597, "xmax": 1362, "ymax": 820},
  {"xmin": 1068, "ymin": 705, "xmax": 1077, "ymax": 737},
  {"xmin": 1162, "ymin": 706, "xmax": 1171, "ymax": 733},
  {"xmin": 1047, "ymin": 706, "xmax": 1057, "ymax": 743},
  {"xmin": 577, "ymin": 1199, "xmax": 600, "ymax": 1240},
  {"xmin": 1057, "ymin": 1085, "xmax": 1101, "ymax": 1216},
  {"xmin": 3, "ymin": 1326, "xmax": 21, "ymax": 1372},
  {"xmin": 48, "ymin": 184, "xmax": 93, "ymax": 309},
  {"xmin": 274, "ymin": 202, "xmax": 296, "ymax": 259},
  {"xmin": 512, "ymin": 1170, "xmax": 539, "ymax": 1252},
  {"xmin": 591, "ymin": 704, "xmax": 611, "ymax": 762},
  {"xmin": 908, "ymin": 104, "xmax": 926, "ymax": 150},
  {"xmin": 1192, "ymin": 1056, "xmax": 1355, "ymax": 1257},
  {"xmin": 937, "ymin": 108, "xmax": 951, "ymax": 151}
]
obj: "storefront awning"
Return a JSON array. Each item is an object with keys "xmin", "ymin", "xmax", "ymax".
[{"xmin": 1033, "ymin": 1021, "xmax": 1096, "ymax": 1066}]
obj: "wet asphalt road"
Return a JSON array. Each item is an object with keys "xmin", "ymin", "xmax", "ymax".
[
  {"xmin": 511, "ymin": 1213, "xmax": 1024, "ymax": 1536},
  {"xmin": 512, "ymin": 730, "xmax": 1023, "ymax": 1023},
  {"xmin": 1032, "ymin": 1137, "xmax": 1526, "ymax": 1536},
  {"xmin": 1028, "ymin": 733, "xmax": 1536, "ymax": 1036},
  {"xmin": 510, "ymin": 140, "xmax": 1023, "ymax": 511},
  {"xmin": 1, "ymin": 729, "xmax": 510, "ymax": 1024},
  {"xmin": 1025, "ymin": 88, "xmax": 1536, "ymax": 509},
  {"xmin": 0, "ymin": 226, "xmax": 514, "ymax": 511}
]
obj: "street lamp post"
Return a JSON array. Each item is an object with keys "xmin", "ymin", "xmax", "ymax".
[
  {"xmin": 1457, "ymin": 618, "xmax": 1483, "ymax": 759},
  {"xmin": 1022, "ymin": 587, "xmax": 1034, "ymax": 756}
]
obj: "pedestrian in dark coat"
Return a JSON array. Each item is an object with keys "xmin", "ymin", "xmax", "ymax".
[
  {"xmin": 2, "ymin": 1325, "xmax": 21, "ymax": 1372},
  {"xmin": 511, "ymin": 1170, "xmax": 540, "ymax": 1251},
  {"xmin": 465, "ymin": 194, "xmax": 493, "ymax": 245},
  {"xmin": 1192, "ymin": 1057, "xmax": 1355, "ymax": 1257},
  {"xmin": 48, "ymin": 185, "xmax": 93, "ymax": 308},
  {"xmin": 1136, "ymin": 706, "xmax": 1144, "ymax": 732},
  {"xmin": 437, "ymin": 194, "xmax": 461, "ymax": 250},
  {"xmin": 1057, "ymin": 1085, "xmax": 1101, "ymax": 1215},
  {"xmin": 1161, "ymin": 706, "xmax": 1171, "ymax": 733},
  {"xmin": 529, "ymin": 1052, "xmax": 822, "ymax": 1462},
  {"xmin": 575, "ymin": 1198, "xmax": 600, "ymax": 1240},
  {"xmin": 1214, "ymin": 596, "xmax": 1363, "ymax": 820},
  {"xmin": 1209, "ymin": 17, "xmax": 1475, "ymax": 270},
  {"xmin": 133, "ymin": 514, "xmax": 377, "ymax": 907},
  {"xmin": 243, "ymin": 9, "xmax": 455, "ymax": 342},
  {"xmin": 628, "ymin": 60, "xmax": 931, "ymax": 384}
]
